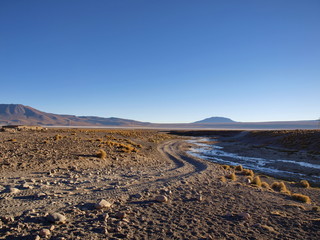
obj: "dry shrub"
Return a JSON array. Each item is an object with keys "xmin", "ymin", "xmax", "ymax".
[
  {"xmin": 241, "ymin": 169, "xmax": 254, "ymax": 177},
  {"xmin": 226, "ymin": 173, "xmax": 237, "ymax": 181},
  {"xmin": 96, "ymin": 149, "xmax": 107, "ymax": 159},
  {"xmin": 235, "ymin": 165, "xmax": 243, "ymax": 171},
  {"xmin": 261, "ymin": 182, "xmax": 270, "ymax": 189},
  {"xmin": 219, "ymin": 176, "xmax": 226, "ymax": 183},
  {"xmin": 54, "ymin": 134, "xmax": 62, "ymax": 141},
  {"xmin": 252, "ymin": 176, "xmax": 262, "ymax": 187},
  {"xmin": 246, "ymin": 176, "xmax": 253, "ymax": 183},
  {"xmin": 271, "ymin": 181, "xmax": 290, "ymax": 194},
  {"xmin": 291, "ymin": 193, "xmax": 311, "ymax": 204},
  {"xmin": 222, "ymin": 165, "xmax": 230, "ymax": 170},
  {"xmin": 299, "ymin": 180, "xmax": 310, "ymax": 188}
]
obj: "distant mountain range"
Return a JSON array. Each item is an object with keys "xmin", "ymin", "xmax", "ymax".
[{"xmin": 0, "ymin": 104, "xmax": 318, "ymax": 130}]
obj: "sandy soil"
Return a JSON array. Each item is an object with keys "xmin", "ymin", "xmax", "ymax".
[{"xmin": 0, "ymin": 129, "xmax": 319, "ymax": 239}]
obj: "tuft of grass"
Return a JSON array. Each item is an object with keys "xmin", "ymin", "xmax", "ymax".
[
  {"xmin": 312, "ymin": 206, "xmax": 320, "ymax": 212},
  {"xmin": 291, "ymin": 193, "xmax": 311, "ymax": 204},
  {"xmin": 219, "ymin": 176, "xmax": 226, "ymax": 183},
  {"xmin": 271, "ymin": 181, "xmax": 290, "ymax": 194},
  {"xmin": 235, "ymin": 165, "xmax": 243, "ymax": 171},
  {"xmin": 54, "ymin": 134, "xmax": 62, "ymax": 141},
  {"xmin": 96, "ymin": 149, "xmax": 107, "ymax": 159},
  {"xmin": 252, "ymin": 176, "xmax": 262, "ymax": 187},
  {"xmin": 226, "ymin": 172, "xmax": 237, "ymax": 181},
  {"xmin": 299, "ymin": 180, "xmax": 310, "ymax": 188},
  {"xmin": 241, "ymin": 169, "xmax": 254, "ymax": 177},
  {"xmin": 261, "ymin": 182, "xmax": 270, "ymax": 189},
  {"xmin": 222, "ymin": 165, "xmax": 230, "ymax": 170}
]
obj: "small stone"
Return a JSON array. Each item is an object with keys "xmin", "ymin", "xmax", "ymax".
[
  {"xmin": 130, "ymin": 193, "xmax": 142, "ymax": 199},
  {"xmin": 9, "ymin": 187, "xmax": 20, "ymax": 194},
  {"xmin": 95, "ymin": 199, "xmax": 112, "ymax": 209},
  {"xmin": 34, "ymin": 235, "xmax": 41, "ymax": 240},
  {"xmin": 115, "ymin": 212, "xmax": 126, "ymax": 220},
  {"xmin": 103, "ymin": 213, "xmax": 109, "ymax": 221},
  {"xmin": 155, "ymin": 195, "xmax": 168, "ymax": 203},
  {"xmin": 1, "ymin": 215, "xmax": 14, "ymax": 223},
  {"xmin": 22, "ymin": 183, "xmax": 33, "ymax": 189},
  {"xmin": 238, "ymin": 212, "xmax": 251, "ymax": 220},
  {"xmin": 35, "ymin": 192, "xmax": 47, "ymax": 199},
  {"xmin": 47, "ymin": 213, "xmax": 67, "ymax": 224},
  {"xmin": 260, "ymin": 224, "xmax": 277, "ymax": 233},
  {"xmin": 39, "ymin": 228, "xmax": 51, "ymax": 238}
]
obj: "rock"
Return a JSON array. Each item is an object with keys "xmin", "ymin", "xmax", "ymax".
[
  {"xmin": 238, "ymin": 212, "xmax": 251, "ymax": 220},
  {"xmin": 1, "ymin": 215, "xmax": 14, "ymax": 223},
  {"xmin": 9, "ymin": 187, "xmax": 20, "ymax": 194},
  {"xmin": 197, "ymin": 194, "xmax": 203, "ymax": 201},
  {"xmin": 39, "ymin": 228, "xmax": 51, "ymax": 238},
  {"xmin": 35, "ymin": 192, "xmax": 47, "ymax": 199},
  {"xmin": 95, "ymin": 199, "xmax": 112, "ymax": 209},
  {"xmin": 155, "ymin": 195, "xmax": 168, "ymax": 203},
  {"xmin": 260, "ymin": 224, "xmax": 277, "ymax": 233},
  {"xmin": 47, "ymin": 213, "xmax": 67, "ymax": 224},
  {"xmin": 34, "ymin": 235, "xmax": 41, "ymax": 240},
  {"xmin": 115, "ymin": 212, "xmax": 126, "ymax": 220},
  {"xmin": 130, "ymin": 193, "xmax": 142, "ymax": 199},
  {"xmin": 22, "ymin": 183, "xmax": 33, "ymax": 189}
]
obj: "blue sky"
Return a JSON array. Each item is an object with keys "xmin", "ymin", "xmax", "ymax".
[{"xmin": 0, "ymin": 0, "xmax": 319, "ymax": 123}]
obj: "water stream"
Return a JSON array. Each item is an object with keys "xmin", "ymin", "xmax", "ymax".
[{"xmin": 188, "ymin": 138, "xmax": 320, "ymax": 184}]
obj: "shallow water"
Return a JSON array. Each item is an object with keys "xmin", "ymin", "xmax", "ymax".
[{"xmin": 187, "ymin": 139, "xmax": 320, "ymax": 184}]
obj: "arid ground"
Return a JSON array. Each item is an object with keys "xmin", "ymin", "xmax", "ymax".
[{"xmin": 0, "ymin": 128, "xmax": 319, "ymax": 239}]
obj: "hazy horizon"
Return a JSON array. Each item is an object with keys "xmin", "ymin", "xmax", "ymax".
[{"xmin": 1, "ymin": 1, "xmax": 319, "ymax": 123}]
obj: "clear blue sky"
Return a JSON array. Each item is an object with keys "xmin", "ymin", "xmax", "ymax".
[{"xmin": 1, "ymin": 0, "xmax": 319, "ymax": 123}]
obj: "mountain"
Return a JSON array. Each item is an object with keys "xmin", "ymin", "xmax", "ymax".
[
  {"xmin": 194, "ymin": 117, "xmax": 236, "ymax": 123},
  {"xmin": 0, "ymin": 104, "xmax": 149, "ymax": 126},
  {"xmin": 0, "ymin": 104, "xmax": 318, "ymax": 129}
]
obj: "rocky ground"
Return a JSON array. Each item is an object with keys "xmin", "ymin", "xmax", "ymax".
[{"xmin": 0, "ymin": 128, "xmax": 319, "ymax": 239}]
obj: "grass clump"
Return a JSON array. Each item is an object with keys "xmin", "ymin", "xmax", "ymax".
[
  {"xmin": 252, "ymin": 176, "xmax": 262, "ymax": 187},
  {"xmin": 96, "ymin": 149, "xmax": 107, "ymax": 159},
  {"xmin": 299, "ymin": 180, "xmax": 310, "ymax": 188},
  {"xmin": 219, "ymin": 176, "xmax": 227, "ymax": 183},
  {"xmin": 54, "ymin": 134, "xmax": 62, "ymax": 141},
  {"xmin": 271, "ymin": 181, "xmax": 290, "ymax": 194},
  {"xmin": 222, "ymin": 165, "xmax": 230, "ymax": 170},
  {"xmin": 261, "ymin": 182, "xmax": 270, "ymax": 189},
  {"xmin": 291, "ymin": 193, "xmax": 311, "ymax": 204},
  {"xmin": 241, "ymin": 169, "xmax": 254, "ymax": 177},
  {"xmin": 226, "ymin": 172, "xmax": 237, "ymax": 181},
  {"xmin": 312, "ymin": 206, "xmax": 320, "ymax": 212},
  {"xmin": 235, "ymin": 165, "xmax": 243, "ymax": 171}
]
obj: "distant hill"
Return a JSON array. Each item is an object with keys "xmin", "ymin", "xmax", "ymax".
[
  {"xmin": 0, "ymin": 104, "xmax": 149, "ymax": 126},
  {"xmin": 194, "ymin": 117, "xmax": 235, "ymax": 123}
]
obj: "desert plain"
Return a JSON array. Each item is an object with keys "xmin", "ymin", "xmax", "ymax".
[{"xmin": 0, "ymin": 128, "xmax": 319, "ymax": 239}]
